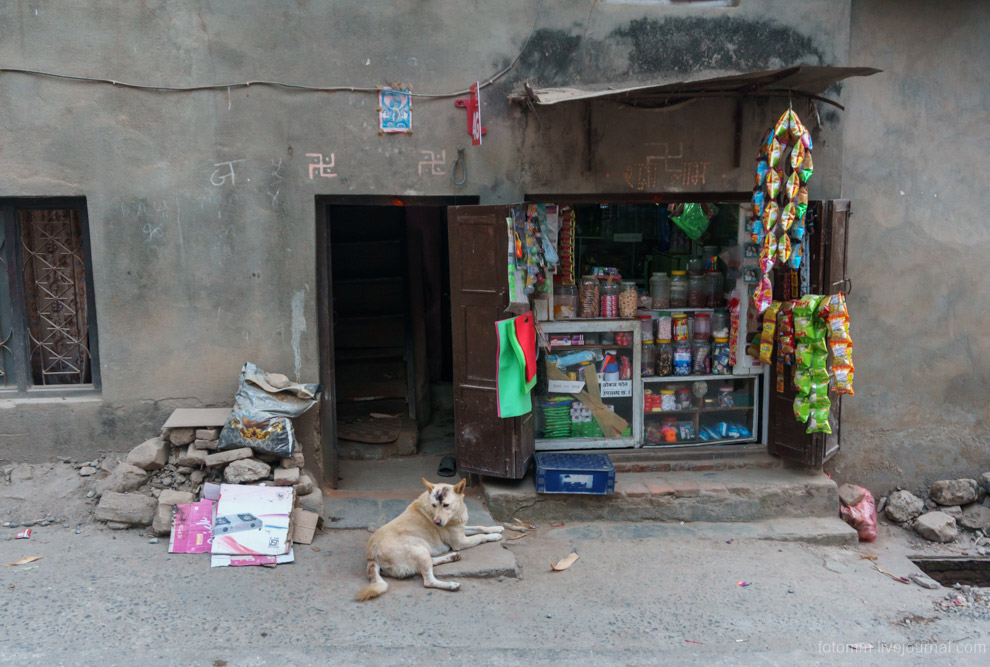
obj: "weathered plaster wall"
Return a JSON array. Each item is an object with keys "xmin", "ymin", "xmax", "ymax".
[
  {"xmin": 0, "ymin": 1, "xmax": 850, "ymax": 475},
  {"xmin": 828, "ymin": 0, "xmax": 990, "ymax": 494}
]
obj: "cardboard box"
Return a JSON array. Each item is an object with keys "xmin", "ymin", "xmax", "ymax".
[
  {"xmin": 210, "ymin": 484, "xmax": 294, "ymax": 556},
  {"xmin": 291, "ymin": 508, "xmax": 319, "ymax": 545}
]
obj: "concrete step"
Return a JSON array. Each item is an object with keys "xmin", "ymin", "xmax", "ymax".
[{"xmin": 481, "ymin": 467, "xmax": 840, "ymax": 524}]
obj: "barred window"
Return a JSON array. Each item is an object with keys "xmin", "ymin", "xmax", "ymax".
[{"xmin": 0, "ymin": 199, "xmax": 100, "ymax": 393}]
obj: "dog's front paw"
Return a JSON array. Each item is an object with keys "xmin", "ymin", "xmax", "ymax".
[
  {"xmin": 490, "ymin": 526, "xmax": 504, "ymax": 534},
  {"xmin": 487, "ymin": 533, "xmax": 503, "ymax": 542},
  {"xmin": 449, "ymin": 582, "xmax": 461, "ymax": 592}
]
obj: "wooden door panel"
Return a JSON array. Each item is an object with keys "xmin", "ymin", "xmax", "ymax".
[{"xmin": 460, "ymin": 304, "xmax": 501, "ymax": 384}]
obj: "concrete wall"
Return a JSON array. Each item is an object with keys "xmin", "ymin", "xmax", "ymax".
[
  {"xmin": 827, "ymin": 1, "xmax": 990, "ymax": 495},
  {"xmin": 0, "ymin": 1, "xmax": 851, "ymax": 477}
]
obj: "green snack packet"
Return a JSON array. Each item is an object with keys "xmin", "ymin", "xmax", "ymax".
[
  {"xmin": 793, "ymin": 394, "xmax": 811, "ymax": 422},
  {"xmin": 809, "ymin": 367, "xmax": 830, "ymax": 385},
  {"xmin": 810, "ymin": 385, "xmax": 831, "ymax": 410},
  {"xmin": 807, "ymin": 407, "xmax": 832, "ymax": 434},
  {"xmin": 811, "ymin": 351, "xmax": 829, "ymax": 371},
  {"xmin": 793, "ymin": 369, "xmax": 811, "ymax": 394},
  {"xmin": 795, "ymin": 344, "xmax": 814, "ymax": 369}
]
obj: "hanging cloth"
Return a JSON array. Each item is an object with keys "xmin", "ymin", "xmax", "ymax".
[{"xmin": 494, "ymin": 313, "xmax": 538, "ymax": 418}]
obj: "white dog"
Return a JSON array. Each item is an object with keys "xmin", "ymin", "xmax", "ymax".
[{"xmin": 355, "ymin": 478, "xmax": 503, "ymax": 601}]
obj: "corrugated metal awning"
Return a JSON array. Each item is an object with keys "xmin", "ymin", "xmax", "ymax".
[{"xmin": 508, "ymin": 65, "xmax": 881, "ymax": 110}]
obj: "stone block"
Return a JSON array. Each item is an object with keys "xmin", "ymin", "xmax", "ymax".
[
  {"xmin": 151, "ymin": 504, "xmax": 173, "ymax": 536},
  {"xmin": 297, "ymin": 489, "xmax": 324, "ymax": 517},
  {"xmin": 192, "ymin": 439, "xmax": 218, "ymax": 451},
  {"xmin": 929, "ymin": 479, "xmax": 978, "ymax": 506},
  {"xmin": 958, "ymin": 504, "xmax": 990, "ymax": 532},
  {"xmin": 195, "ymin": 428, "xmax": 220, "ymax": 441},
  {"xmin": 205, "ymin": 447, "xmax": 253, "ymax": 467},
  {"xmin": 979, "ymin": 472, "xmax": 990, "ymax": 494},
  {"xmin": 295, "ymin": 474, "xmax": 314, "ymax": 496},
  {"xmin": 885, "ymin": 490, "xmax": 925, "ymax": 523},
  {"xmin": 95, "ymin": 462, "xmax": 149, "ymax": 496},
  {"xmin": 126, "ymin": 437, "xmax": 170, "ymax": 471},
  {"xmin": 273, "ymin": 467, "xmax": 300, "ymax": 486},
  {"xmin": 158, "ymin": 490, "xmax": 196, "ymax": 506},
  {"xmin": 175, "ymin": 446, "xmax": 208, "ymax": 468},
  {"xmin": 168, "ymin": 428, "xmax": 197, "ymax": 446},
  {"xmin": 78, "ymin": 466, "xmax": 97, "ymax": 477},
  {"xmin": 223, "ymin": 458, "xmax": 271, "ymax": 484},
  {"xmin": 94, "ymin": 492, "xmax": 157, "ymax": 526},
  {"xmin": 838, "ymin": 483, "xmax": 866, "ymax": 507},
  {"xmin": 190, "ymin": 470, "xmax": 206, "ymax": 484},
  {"xmin": 913, "ymin": 511, "xmax": 958, "ymax": 543},
  {"xmin": 280, "ymin": 453, "xmax": 306, "ymax": 469}
]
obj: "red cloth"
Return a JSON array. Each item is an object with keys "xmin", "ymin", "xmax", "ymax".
[{"xmin": 513, "ymin": 311, "xmax": 537, "ymax": 384}]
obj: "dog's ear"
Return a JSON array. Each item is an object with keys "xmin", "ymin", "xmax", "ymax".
[
  {"xmin": 421, "ymin": 477, "xmax": 435, "ymax": 492},
  {"xmin": 453, "ymin": 478, "xmax": 467, "ymax": 495}
]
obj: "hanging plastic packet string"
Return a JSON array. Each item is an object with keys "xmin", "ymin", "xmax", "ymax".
[
  {"xmin": 826, "ymin": 292, "xmax": 855, "ymax": 395},
  {"xmin": 777, "ymin": 301, "xmax": 796, "ymax": 358},
  {"xmin": 727, "ymin": 294, "xmax": 740, "ymax": 366},
  {"xmin": 759, "ymin": 302, "xmax": 781, "ymax": 363}
]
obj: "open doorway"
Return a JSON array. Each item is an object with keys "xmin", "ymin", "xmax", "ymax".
[{"xmin": 316, "ymin": 196, "xmax": 475, "ymax": 488}]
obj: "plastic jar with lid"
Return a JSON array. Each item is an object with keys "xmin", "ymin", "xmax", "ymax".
[
  {"xmin": 579, "ymin": 275, "xmax": 600, "ymax": 318},
  {"xmin": 676, "ymin": 387, "xmax": 694, "ymax": 410},
  {"xmin": 649, "ymin": 272, "xmax": 670, "ymax": 309},
  {"xmin": 694, "ymin": 312, "xmax": 711, "ymax": 340},
  {"xmin": 638, "ymin": 314, "xmax": 654, "ymax": 344},
  {"xmin": 672, "ymin": 313, "xmax": 689, "ymax": 341},
  {"xmin": 670, "ymin": 271, "xmax": 688, "ymax": 308},
  {"xmin": 659, "ymin": 389, "xmax": 676, "ymax": 412},
  {"xmin": 673, "ymin": 340, "xmax": 692, "ymax": 376},
  {"xmin": 705, "ymin": 270, "xmax": 724, "ymax": 308},
  {"xmin": 641, "ymin": 343, "xmax": 656, "ymax": 377},
  {"xmin": 656, "ymin": 339, "xmax": 673, "ymax": 376},
  {"xmin": 687, "ymin": 256, "xmax": 704, "ymax": 276},
  {"xmin": 600, "ymin": 277, "xmax": 619, "ymax": 318},
  {"xmin": 712, "ymin": 337, "xmax": 732, "ymax": 375},
  {"xmin": 717, "ymin": 384, "xmax": 735, "ymax": 407},
  {"xmin": 656, "ymin": 312, "xmax": 672, "ymax": 341},
  {"xmin": 619, "ymin": 280, "xmax": 638, "ymax": 318},
  {"xmin": 688, "ymin": 274, "xmax": 705, "ymax": 308},
  {"xmin": 711, "ymin": 309, "xmax": 729, "ymax": 339},
  {"xmin": 692, "ymin": 339, "xmax": 711, "ymax": 374},
  {"xmin": 554, "ymin": 283, "xmax": 578, "ymax": 319}
]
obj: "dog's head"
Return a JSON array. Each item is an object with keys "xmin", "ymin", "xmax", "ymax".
[{"xmin": 420, "ymin": 477, "xmax": 466, "ymax": 527}]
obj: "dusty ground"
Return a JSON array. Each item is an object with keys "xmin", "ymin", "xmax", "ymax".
[{"xmin": 0, "ymin": 462, "xmax": 988, "ymax": 665}]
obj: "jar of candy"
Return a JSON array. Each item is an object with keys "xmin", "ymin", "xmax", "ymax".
[
  {"xmin": 688, "ymin": 274, "xmax": 705, "ymax": 308},
  {"xmin": 705, "ymin": 270, "xmax": 724, "ymax": 308},
  {"xmin": 600, "ymin": 277, "xmax": 619, "ymax": 318},
  {"xmin": 712, "ymin": 337, "xmax": 731, "ymax": 375},
  {"xmin": 554, "ymin": 283, "xmax": 578, "ymax": 319},
  {"xmin": 656, "ymin": 312, "xmax": 672, "ymax": 341},
  {"xmin": 693, "ymin": 313, "xmax": 711, "ymax": 340},
  {"xmin": 692, "ymin": 339, "xmax": 711, "ymax": 374},
  {"xmin": 676, "ymin": 387, "xmax": 693, "ymax": 410},
  {"xmin": 670, "ymin": 271, "xmax": 688, "ymax": 308},
  {"xmin": 673, "ymin": 340, "xmax": 692, "ymax": 376},
  {"xmin": 579, "ymin": 275, "xmax": 599, "ymax": 318},
  {"xmin": 614, "ymin": 331, "xmax": 633, "ymax": 347},
  {"xmin": 687, "ymin": 256, "xmax": 704, "ymax": 276},
  {"xmin": 619, "ymin": 280, "xmax": 638, "ymax": 318},
  {"xmin": 660, "ymin": 389, "xmax": 676, "ymax": 412},
  {"xmin": 649, "ymin": 272, "xmax": 670, "ymax": 309},
  {"xmin": 638, "ymin": 314, "xmax": 654, "ymax": 344},
  {"xmin": 711, "ymin": 309, "xmax": 729, "ymax": 339},
  {"xmin": 656, "ymin": 339, "xmax": 673, "ymax": 376},
  {"xmin": 717, "ymin": 384, "xmax": 735, "ymax": 407},
  {"xmin": 641, "ymin": 343, "xmax": 655, "ymax": 377},
  {"xmin": 672, "ymin": 313, "xmax": 689, "ymax": 341}
]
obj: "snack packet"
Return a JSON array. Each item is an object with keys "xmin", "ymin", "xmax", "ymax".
[
  {"xmin": 762, "ymin": 200, "xmax": 779, "ymax": 231},
  {"xmin": 788, "ymin": 242, "xmax": 803, "ymax": 270},
  {"xmin": 753, "ymin": 276, "xmax": 773, "ymax": 313},
  {"xmin": 793, "ymin": 393, "xmax": 810, "ymax": 422},
  {"xmin": 760, "ymin": 233, "xmax": 778, "ymax": 274},
  {"xmin": 794, "ymin": 343, "xmax": 813, "ymax": 369},
  {"xmin": 759, "ymin": 302, "xmax": 781, "ymax": 363},
  {"xmin": 799, "ymin": 150, "xmax": 814, "ymax": 184},
  {"xmin": 758, "ymin": 127, "xmax": 773, "ymax": 158},
  {"xmin": 790, "ymin": 141, "xmax": 806, "ymax": 171},
  {"xmin": 769, "ymin": 137, "xmax": 784, "ymax": 168},
  {"xmin": 785, "ymin": 171, "xmax": 800, "ymax": 201},
  {"xmin": 774, "ymin": 109, "xmax": 794, "ymax": 140},
  {"xmin": 777, "ymin": 233, "xmax": 792, "ymax": 264},
  {"xmin": 777, "ymin": 302, "xmax": 796, "ymax": 356},
  {"xmin": 807, "ymin": 407, "xmax": 832, "ymax": 434},
  {"xmin": 751, "ymin": 189, "xmax": 766, "ymax": 218},
  {"xmin": 765, "ymin": 167, "xmax": 782, "ymax": 199},
  {"xmin": 755, "ymin": 160, "xmax": 770, "ymax": 189},
  {"xmin": 780, "ymin": 202, "xmax": 797, "ymax": 232},
  {"xmin": 831, "ymin": 340, "xmax": 854, "ymax": 365},
  {"xmin": 833, "ymin": 363, "xmax": 855, "ymax": 395},
  {"xmin": 792, "ymin": 368, "xmax": 810, "ymax": 394}
]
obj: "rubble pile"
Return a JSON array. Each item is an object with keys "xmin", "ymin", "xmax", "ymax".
[
  {"xmin": 91, "ymin": 423, "xmax": 321, "ymax": 535},
  {"xmin": 934, "ymin": 584, "xmax": 990, "ymax": 623},
  {"xmin": 881, "ymin": 473, "xmax": 990, "ymax": 550}
]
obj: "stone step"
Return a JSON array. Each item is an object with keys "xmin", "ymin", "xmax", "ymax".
[{"xmin": 481, "ymin": 466, "xmax": 840, "ymax": 525}]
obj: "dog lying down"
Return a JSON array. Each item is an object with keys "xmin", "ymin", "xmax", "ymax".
[{"xmin": 355, "ymin": 478, "xmax": 503, "ymax": 601}]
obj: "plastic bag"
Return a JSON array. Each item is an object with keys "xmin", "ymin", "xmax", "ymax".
[
  {"xmin": 839, "ymin": 486, "xmax": 877, "ymax": 542},
  {"xmin": 669, "ymin": 203, "xmax": 713, "ymax": 241},
  {"xmin": 218, "ymin": 362, "xmax": 320, "ymax": 457}
]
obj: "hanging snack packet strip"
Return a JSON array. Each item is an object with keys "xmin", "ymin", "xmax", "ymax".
[
  {"xmin": 826, "ymin": 293, "xmax": 855, "ymax": 395},
  {"xmin": 777, "ymin": 301, "xmax": 796, "ymax": 357},
  {"xmin": 759, "ymin": 302, "xmax": 781, "ymax": 363}
]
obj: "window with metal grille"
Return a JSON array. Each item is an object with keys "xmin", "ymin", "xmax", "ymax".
[{"xmin": 0, "ymin": 198, "xmax": 100, "ymax": 394}]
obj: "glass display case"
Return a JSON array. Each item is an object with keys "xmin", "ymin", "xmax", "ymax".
[{"xmin": 535, "ymin": 320, "xmax": 642, "ymax": 450}]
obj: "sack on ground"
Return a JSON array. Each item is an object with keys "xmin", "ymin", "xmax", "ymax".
[{"xmin": 838, "ymin": 485, "xmax": 877, "ymax": 542}]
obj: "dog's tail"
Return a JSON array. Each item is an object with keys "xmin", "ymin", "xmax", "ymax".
[{"xmin": 355, "ymin": 561, "xmax": 388, "ymax": 601}]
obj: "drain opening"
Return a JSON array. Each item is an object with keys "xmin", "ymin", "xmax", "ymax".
[{"xmin": 911, "ymin": 557, "xmax": 990, "ymax": 587}]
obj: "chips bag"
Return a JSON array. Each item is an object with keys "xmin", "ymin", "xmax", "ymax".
[
  {"xmin": 777, "ymin": 234, "xmax": 792, "ymax": 264},
  {"xmin": 760, "ymin": 234, "xmax": 777, "ymax": 274},
  {"xmin": 788, "ymin": 243, "xmax": 803, "ymax": 270},
  {"xmin": 753, "ymin": 276, "xmax": 773, "ymax": 313},
  {"xmin": 780, "ymin": 202, "xmax": 797, "ymax": 232},
  {"xmin": 793, "ymin": 393, "xmax": 810, "ymax": 422},
  {"xmin": 774, "ymin": 109, "xmax": 794, "ymax": 140},
  {"xmin": 790, "ymin": 141, "xmax": 806, "ymax": 171},
  {"xmin": 759, "ymin": 302, "xmax": 781, "ymax": 363},
  {"xmin": 769, "ymin": 137, "xmax": 784, "ymax": 168},
  {"xmin": 762, "ymin": 200, "xmax": 779, "ymax": 231},
  {"xmin": 765, "ymin": 167, "xmax": 782, "ymax": 198},
  {"xmin": 755, "ymin": 160, "xmax": 770, "ymax": 189},
  {"xmin": 831, "ymin": 340, "xmax": 854, "ymax": 365},
  {"xmin": 777, "ymin": 302, "xmax": 796, "ymax": 356},
  {"xmin": 785, "ymin": 172, "xmax": 801, "ymax": 201},
  {"xmin": 799, "ymin": 150, "xmax": 814, "ymax": 184},
  {"xmin": 807, "ymin": 407, "xmax": 831, "ymax": 434},
  {"xmin": 833, "ymin": 363, "xmax": 855, "ymax": 395}
]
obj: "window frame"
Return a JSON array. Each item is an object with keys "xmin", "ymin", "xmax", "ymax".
[{"xmin": 0, "ymin": 197, "xmax": 101, "ymax": 396}]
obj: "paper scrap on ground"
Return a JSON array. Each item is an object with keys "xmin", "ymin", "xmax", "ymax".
[
  {"xmin": 211, "ymin": 549, "xmax": 295, "ymax": 568},
  {"xmin": 169, "ymin": 499, "xmax": 216, "ymax": 554},
  {"xmin": 551, "ymin": 552, "xmax": 579, "ymax": 571},
  {"xmin": 6, "ymin": 556, "xmax": 43, "ymax": 567}
]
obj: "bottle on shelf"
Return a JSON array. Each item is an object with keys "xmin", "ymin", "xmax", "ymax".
[
  {"xmin": 650, "ymin": 272, "xmax": 670, "ymax": 309},
  {"xmin": 670, "ymin": 270, "xmax": 688, "ymax": 308}
]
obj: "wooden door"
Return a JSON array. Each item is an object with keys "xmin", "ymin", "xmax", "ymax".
[
  {"xmin": 768, "ymin": 200, "xmax": 850, "ymax": 466},
  {"xmin": 316, "ymin": 203, "xmax": 339, "ymax": 488},
  {"xmin": 447, "ymin": 205, "xmax": 534, "ymax": 478}
]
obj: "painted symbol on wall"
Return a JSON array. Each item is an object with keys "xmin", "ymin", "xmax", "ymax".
[
  {"xmin": 417, "ymin": 150, "xmax": 446, "ymax": 176},
  {"xmin": 306, "ymin": 153, "xmax": 337, "ymax": 179},
  {"xmin": 379, "ymin": 87, "xmax": 412, "ymax": 133},
  {"xmin": 210, "ymin": 159, "xmax": 246, "ymax": 187}
]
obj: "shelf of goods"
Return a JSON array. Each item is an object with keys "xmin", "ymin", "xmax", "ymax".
[{"xmin": 642, "ymin": 374, "xmax": 761, "ymax": 447}]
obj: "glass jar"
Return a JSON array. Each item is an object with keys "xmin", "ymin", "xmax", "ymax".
[
  {"xmin": 672, "ymin": 313, "xmax": 689, "ymax": 341},
  {"xmin": 692, "ymin": 339, "xmax": 711, "ymax": 375},
  {"xmin": 638, "ymin": 314, "xmax": 654, "ymax": 344},
  {"xmin": 711, "ymin": 309, "xmax": 730, "ymax": 339},
  {"xmin": 688, "ymin": 274, "xmax": 705, "ymax": 308},
  {"xmin": 619, "ymin": 280, "xmax": 638, "ymax": 318},
  {"xmin": 554, "ymin": 283, "xmax": 577, "ymax": 319},
  {"xmin": 687, "ymin": 256, "xmax": 704, "ymax": 276},
  {"xmin": 641, "ymin": 343, "xmax": 655, "ymax": 377},
  {"xmin": 656, "ymin": 312, "xmax": 672, "ymax": 341},
  {"xmin": 712, "ymin": 337, "xmax": 732, "ymax": 375},
  {"xmin": 656, "ymin": 339, "xmax": 673, "ymax": 376},
  {"xmin": 717, "ymin": 384, "xmax": 735, "ymax": 407},
  {"xmin": 694, "ymin": 312, "xmax": 711, "ymax": 341},
  {"xmin": 660, "ymin": 389, "xmax": 676, "ymax": 412},
  {"xmin": 673, "ymin": 340, "xmax": 692, "ymax": 376},
  {"xmin": 649, "ymin": 272, "xmax": 670, "ymax": 309},
  {"xmin": 705, "ymin": 270, "xmax": 724, "ymax": 308},
  {"xmin": 579, "ymin": 275, "xmax": 600, "ymax": 318},
  {"xmin": 600, "ymin": 277, "xmax": 619, "ymax": 318},
  {"xmin": 676, "ymin": 387, "xmax": 694, "ymax": 410},
  {"xmin": 670, "ymin": 271, "xmax": 688, "ymax": 308}
]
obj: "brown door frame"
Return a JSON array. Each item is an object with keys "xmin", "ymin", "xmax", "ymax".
[{"xmin": 315, "ymin": 195, "xmax": 477, "ymax": 489}]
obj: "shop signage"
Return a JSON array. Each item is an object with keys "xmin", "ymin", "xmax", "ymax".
[
  {"xmin": 548, "ymin": 380, "xmax": 585, "ymax": 394},
  {"xmin": 470, "ymin": 82, "xmax": 483, "ymax": 146},
  {"xmin": 599, "ymin": 381, "xmax": 632, "ymax": 398}
]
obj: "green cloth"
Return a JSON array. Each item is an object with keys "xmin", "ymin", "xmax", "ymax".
[{"xmin": 495, "ymin": 317, "xmax": 536, "ymax": 418}]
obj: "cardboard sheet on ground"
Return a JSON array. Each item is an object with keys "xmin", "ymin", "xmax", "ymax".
[
  {"xmin": 169, "ymin": 499, "xmax": 216, "ymax": 554},
  {"xmin": 210, "ymin": 484, "xmax": 293, "ymax": 556},
  {"xmin": 162, "ymin": 408, "xmax": 232, "ymax": 429},
  {"xmin": 211, "ymin": 549, "xmax": 295, "ymax": 568}
]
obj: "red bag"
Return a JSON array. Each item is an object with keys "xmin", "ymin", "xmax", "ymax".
[{"xmin": 839, "ymin": 486, "xmax": 877, "ymax": 542}]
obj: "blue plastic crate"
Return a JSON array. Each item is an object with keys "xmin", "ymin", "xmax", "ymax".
[{"xmin": 535, "ymin": 453, "xmax": 615, "ymax": 495}]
